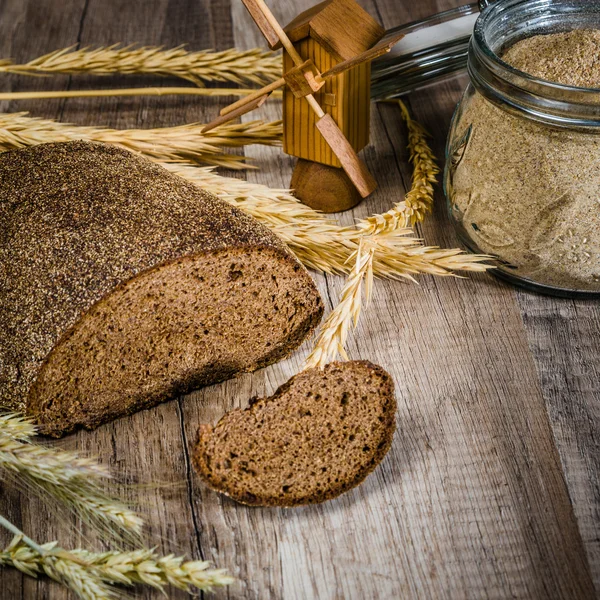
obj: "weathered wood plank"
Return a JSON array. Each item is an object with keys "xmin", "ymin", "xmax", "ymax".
[
  {"xmin": 375, "ymin": 1, "xmax": 600, "ymax": 591},
  {"xmin": 517, "ymin": 292, "xmax": 600, "ymax": 591},
  {"xmin": 0, "ymin": 0, "xmax": 598, "ymax": 599}
]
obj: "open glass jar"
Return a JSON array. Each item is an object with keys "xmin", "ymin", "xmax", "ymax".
[
  {"xmin": 374, "ymin": 0, "xmax": 600, "ymax": 297},
  {"xmin": 444, "ymin": 0, "xmax": 600, "ymax": 297}
]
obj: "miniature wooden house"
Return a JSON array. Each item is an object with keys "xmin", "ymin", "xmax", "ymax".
[
  {"xmin": 279, "ymin": 0, "xmax": 385, "ymax": 168},
  {"xmin": 206, "ymin": 0, "xmax": 402, "ymax": 212}
]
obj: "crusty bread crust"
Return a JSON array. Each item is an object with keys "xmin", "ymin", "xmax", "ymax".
[
  {"xmin": 0, "ymin": 141, "xmax": 323, "ymax": 434},
  {"xmin": 193, "ymin": 361, "xmax": 396, "ymax": 507}
]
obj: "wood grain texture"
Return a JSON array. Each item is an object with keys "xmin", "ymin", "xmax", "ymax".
[
  {"xmin": 282, "ymin": 0, "xmax": 385, "ymax": 61},
  {"xmin": 0, "ymin": 1, "xmax": 599, "ymax": 599},
  {"xmin": 315, "ymin": 113, "xmax": 377, "ymax": 196}
]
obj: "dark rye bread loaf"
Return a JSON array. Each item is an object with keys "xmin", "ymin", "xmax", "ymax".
[
  {"xmin": 0, "ymin": 141, "xmax": 323, "ymax": 437},
  {"xmin": 193, "ymin": 361, "xmax": 396, "ymax": 506}
]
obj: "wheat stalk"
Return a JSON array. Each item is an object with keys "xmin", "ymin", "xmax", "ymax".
[
  {"xmin": 0, "ymin": 416, "xmax": 143, "ymax": 541},
  {"xmin": 0, "ymin": 113, "xmax": 489, "ymax": 279},
  {"xmin": 0, "ymin": 112, "xmax": 282, "ymax": 169},
  {"xmin": 0, "ymin": 531, "xmax": 233, "ymax": 599},
  {"xmin": 301, "ymin": 100, "xmax": 481, "ymax": 367},
  {"xmin": 0, "ymin": 416, "xmax": 233, "ymax": 597},
  {"xmin": 0, "ymin": 413, "xmax": 36, "ymax": 441},
  {"xmin": 359, "ymin": 100, "xmax": 440, "ymax": 234},
  {"xmin": 72, "ymin": 547, "xmax": 234, "ymax": 592},
  {"xmin": 305, "ymin": 241, "xmax": 375, "ymax": 369},
  {"xmin": 0, "ymin": 107, "xmax": 485, "ymax": 279},
  {"xmin": 0, "ymin": 86, "xmax": 283, "ymax": 102},
  {"xmin": 0, "ymin": 45, "xmax": 281, "ymax": 87},
  {"xmin": 165, "ymin": 163, "xmax": 491, "ymax": 278},
  {"xmin": 0, "ymin": 525, "xmax": 115, "ymax": 600}
]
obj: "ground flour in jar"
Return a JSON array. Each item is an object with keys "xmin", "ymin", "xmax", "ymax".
[{"xmin": 451, "ymin": 30, "xmax": 600, "ymax": 290}]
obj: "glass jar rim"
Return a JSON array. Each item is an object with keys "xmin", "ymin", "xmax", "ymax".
[{"xmin": 469, "ymin": 0, "xmax": 600, "ymax": 129}]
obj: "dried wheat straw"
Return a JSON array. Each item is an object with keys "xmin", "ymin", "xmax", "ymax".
[
  {"xmin": 0, "ymin": 86, "xmax": 283, "ymax": 102},
  {"xmin": 0, "ymin": 45, "xmax": 280, "ymax": 86},
  {"xmin": 166, "ymin": 163, "xmax": 491, "ymax": 278},
  {"xmin": 0, "ymin": 416, "xmax": 143, "ymax": 541},
  {"xmin": 0, "ymin": 413, "xmax": 36, "ymax": 441},
  {"xmin": 0, "ymin": 103, "xmax": 490, "ymax": 373},
  {"xmin": 359, "ymin": 100, "xmax": 439, "ymax": 234},
  {"xmin": 0, "ymin": 112, "xmax": 281, "ymax": 169},
  {"xmin": 305, "ymin": 242, "xmax": 375, "ymax": 369},
  {"xmin": 0, "ymin": 533, "xmax": 233, "ymax": 599}
]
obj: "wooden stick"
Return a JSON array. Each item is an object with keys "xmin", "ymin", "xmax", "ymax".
[
  {"xmin": 251, "ymin": 0, "xmax": 303, "ymax": 64},
  {"xmin": 251, "ymin": 0, "xmax": 324, "ymax": 118},
  {"xmin": 316, "ymin": 114, "xmax": 377, "ymax": 198},
  {"xmin": 203, "ymin": 93, "xmax": 271, "ymax": 132},
  {"xmin": 0, "ymin": 87, "xmax": 283, "ymax": 101},
  {"xmin": 220, "ymin": 76, "xmax": 285, "ymax": 116},
  {"xmin": 320, "ymin": 32, "xmax": 405, "ymax": 80},
  {"xmin": 240, "ymin": 0, "xmax": 281, "ymax": 48}
]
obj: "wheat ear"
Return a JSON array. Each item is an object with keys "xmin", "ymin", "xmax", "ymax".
[
  {"xmin": 0, "ymin": 45, "xmax": 281, "ymax": 86},
  {"xmin": 0, "ymin": 531, "xmax": 233, "ymax": 598},
  {"xmin": 0, "ymin": 114, "xmax": 488, "ymax": 275},
  {"xmin": 165, "ymin": 163, "xmax": 491, "ymax": 278},
  {"xmin": 0, "ymin": 524, "xmax": 115, "ymax": 600},
  {"xmin": 359, "ymin": 100, "xmax": 440, "ymax": 234},
  {"xmin": 0, "ymin": 413, "xmax": 37, "ymax": 441},
  {"xmin": 0, "ymin": 112, "xmax": 281, "ymax": 169},
  {"xmin": 305, "ymin": 241, "xmax": 375, "ymax": 369},
  {"xmin": 0, "ymin": 416, "xmax": 143, "ymax": 541},
  {"xmin": 302, "ymin": 99, "xmax": 487, "ymax": 367}
]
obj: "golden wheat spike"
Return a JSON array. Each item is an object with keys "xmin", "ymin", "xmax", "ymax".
[
  {"xmin": 165, "ymin": 163, "xmax": 492, "ymax": 278},
  {"xmin": 0, "ymin": 45, "xmax": 281, "ymax": 87},
  {"xmin": 0, "ymin": 112, "xmax": 282, "ymax": 169}
]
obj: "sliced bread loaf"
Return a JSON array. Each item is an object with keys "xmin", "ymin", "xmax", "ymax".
[
  {"xmin": 0, "ymin": 141, "xmax": 323, "ymax": 437},
  {"xmin": 192, "ymin": 361, "xmax": 396, "ymax": 506}
]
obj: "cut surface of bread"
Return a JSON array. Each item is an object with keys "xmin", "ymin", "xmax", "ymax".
[
  {"xmin": 193, "ymin": 361, "xmax": 396, "ymax": 506},
  {"xmin": 0, "ymin": 141, "xmax": 323, "ymax": 436}
]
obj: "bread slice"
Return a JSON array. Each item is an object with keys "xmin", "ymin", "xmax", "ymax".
[
  {"xmin": 192, "ymin": 361, "xmax": 396, "ymax": 506},
  {"xmin": 0, "ymin": 141, "xmax": 323, "ymax": 437}
]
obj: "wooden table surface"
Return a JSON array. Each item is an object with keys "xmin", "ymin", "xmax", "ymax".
[{"xmin": 1, "ymin": 0, "xmax": 599, "ymax": 598}]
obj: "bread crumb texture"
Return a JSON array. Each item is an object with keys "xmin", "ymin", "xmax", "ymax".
[
  {"xmin": 193, "ymin": 361, "xmax": 396, "ymax": 507},
  {"xmin": 0, "ymin": 141, "xmax": 323, "ymax": 435}
]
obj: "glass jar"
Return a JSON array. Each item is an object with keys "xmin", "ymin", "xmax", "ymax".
[
  {"xmin": 372, "ymin": 2, "xmax": 490, "ymax": 99},
  {"xmin": 444, "ymin": 0, "xmax": 600, "ymax": 297}
]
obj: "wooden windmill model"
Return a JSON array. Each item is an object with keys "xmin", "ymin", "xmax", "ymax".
[{"xmin": 203, "ymin": 0, "xmax": 404, "ymax": 213}]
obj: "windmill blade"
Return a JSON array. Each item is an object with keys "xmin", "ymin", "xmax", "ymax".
[
  {"xmin": 320, "ymin": 32, "xmax": 405, "ymax": 81},
  {"xmin": 202, "ymin": 93, "xmax": 271, "ymax": 133},
  {"xmin": 220, "ymin": 77, "xmax": 285, "ymax": 117},
  {"xmin": 315, "ymin": 114, "xmax": 377, "ymax": 198},
  {"xmin": 247, "ymin": 0, "xmax": 307, "ymax": 66},
  {"xmin": 241, "ymin": 0, "xmax": 282, "ymax": 49}
]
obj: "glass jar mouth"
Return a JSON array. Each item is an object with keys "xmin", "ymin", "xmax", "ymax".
[{"xmin": 469, "ymin": 0, "xmax": 600, "ymax": 129}]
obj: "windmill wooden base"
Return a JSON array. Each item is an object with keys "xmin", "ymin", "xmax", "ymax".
[{"xmin": 291, "ymin": 159, "xmax": 362, "ymax": 213}]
